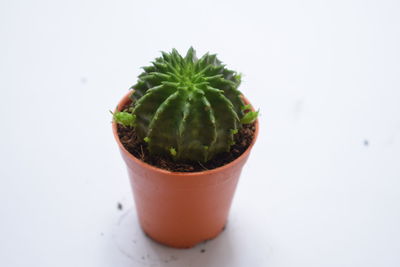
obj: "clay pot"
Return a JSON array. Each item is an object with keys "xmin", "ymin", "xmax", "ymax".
[{"xmin": 112, "ymin": 92, "xmax": 259, "ymax": 248}]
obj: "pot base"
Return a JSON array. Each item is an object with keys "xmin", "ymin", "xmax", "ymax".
[{"xmin": 142, "ymin": 224, "xmax": 227, "ymax": 249}]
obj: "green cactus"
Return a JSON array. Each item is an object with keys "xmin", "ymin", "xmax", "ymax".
[{"xmin": 115, "ymin": 47, "xmax": 258, "ymax": 162}]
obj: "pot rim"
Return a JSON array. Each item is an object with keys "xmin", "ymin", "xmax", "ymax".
[{"xmin": 112, "ymin": 91, "xmax": 259, "ymax": 177}]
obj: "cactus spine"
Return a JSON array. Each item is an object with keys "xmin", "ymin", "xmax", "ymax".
[{"xmin": 119, "ymin": 47, "xmax": 256, "ymax": 162}]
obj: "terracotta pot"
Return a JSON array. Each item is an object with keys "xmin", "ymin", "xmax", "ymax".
[{"xmin": 112, "ymin": 92, "xmax": 259, "ymax": 248}]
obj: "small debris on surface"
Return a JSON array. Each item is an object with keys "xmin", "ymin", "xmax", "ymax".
[
  {"xmin": 170, "ymin": 255, "xmax": 178, "ymax": 261},
  {"xmin": 117, "ymin": 202, "xmax": 123, "ymax": 210},
  {"xmin": 100, "ymin": 232, "xmax": 104, "ymax": 236},
  {"xmin": 201, "ymin": 249, "xmax": 206, "ymax": 253},
  {"xmin": 364, "ymin": 140, "xmax": 369, "ymax": 146}
]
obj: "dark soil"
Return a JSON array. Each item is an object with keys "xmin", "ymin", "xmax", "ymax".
[{"xmin": 117, "ymin": 111, "xmax": 256, "ymax": 172}]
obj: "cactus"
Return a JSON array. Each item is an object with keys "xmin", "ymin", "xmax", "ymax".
[{"xmin": 115, "ymin": 47, "xmax": 258, "ymax": 162}]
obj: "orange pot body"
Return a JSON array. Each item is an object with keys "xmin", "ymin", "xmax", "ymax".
[{"xmin": 113, "ymin": 92, "xmax": 258, "ymax": 248}]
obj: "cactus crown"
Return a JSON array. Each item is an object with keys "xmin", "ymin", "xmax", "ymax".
[{"xmin": 115, "ymin": 47, "xmax": 258, "ymax": 162}]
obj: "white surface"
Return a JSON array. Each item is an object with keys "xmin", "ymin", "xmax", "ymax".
[{"xmin": 1, "ymin": 0, "xmax": 400, "ymax": 266}]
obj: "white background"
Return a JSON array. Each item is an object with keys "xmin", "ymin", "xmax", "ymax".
[{"xmin": 1, "ymin": 0, "xmax": 400, "ymax": 266}]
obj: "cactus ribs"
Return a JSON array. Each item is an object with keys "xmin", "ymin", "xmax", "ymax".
[{"xmin": 113, "ymin": 48, "xmax": 258, "ymax": 170}]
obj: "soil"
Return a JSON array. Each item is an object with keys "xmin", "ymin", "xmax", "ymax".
[{"xmin": 117, "ymin": 109, "xmax": 256, "ymax": 172}]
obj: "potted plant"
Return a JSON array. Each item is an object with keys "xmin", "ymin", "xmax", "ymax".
[{"xmin": 112, "ymin": 47, "xmax": 259, "ymax": 248}]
